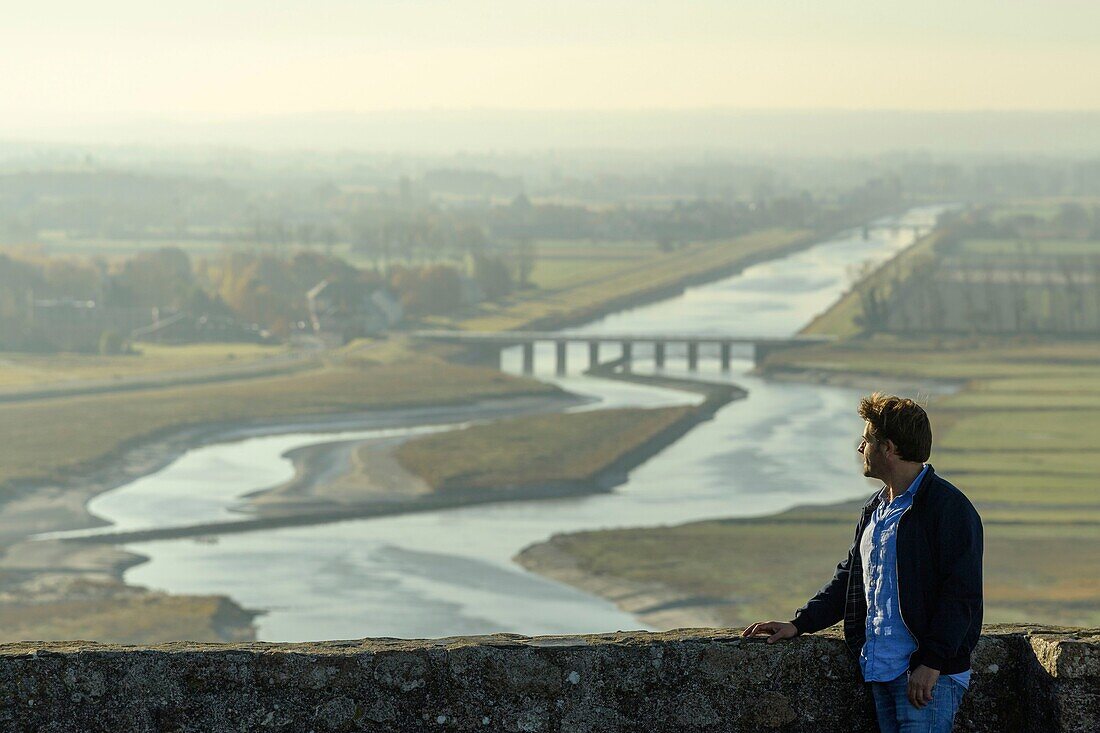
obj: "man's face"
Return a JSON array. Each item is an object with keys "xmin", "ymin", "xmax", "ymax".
[{"xmin": 857, "ymin": 421, "xmax": 883, "ymax": 479}]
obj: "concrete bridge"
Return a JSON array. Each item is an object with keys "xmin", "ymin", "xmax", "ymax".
[{"xmin": 411, "ymin": 330, "xmax": 833, "ymax": 374}]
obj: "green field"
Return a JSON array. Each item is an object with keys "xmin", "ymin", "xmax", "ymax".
[
  {"xmin": 988, "ymin": 199, "xmax": 1100, "ymax": 225},
  {"xmin": 526, "ymin": 201, "xmax": 1100, "ymax": 630},
  {"xmin": 456, "ymin": 229, "xmax": 809, "ymax": 331},
  {"xmin": 533, "ymin": 503, "xmax": 1100, "ymax": 628},
  {"xmin": 0, "ymin": 354, "xmax": 557, "ymax": 496},
  {"xmin": 395, "ymin": 405, "xmax": 693, "ymax": 492},
  {"xmin": 800, "ymin": 228, "xmax": 949, "ymax": 339},
  {"xmin": 529, "ymin": 241, "xmax": 662, "ymax": 292},
  {"xmin": 0, "ymin": 342, "xmax": 291, "ymax": 390},
  {"xmin": 0, "ymin": 582, "xmax": 256, "ymax": 644},
  {"xmin": 533, "ymin": 337, "xmax": 1100, "ymax": 628},
  {"xmin": 956, "ymin": 238, "xmax": 1100, "ymax": 256}
]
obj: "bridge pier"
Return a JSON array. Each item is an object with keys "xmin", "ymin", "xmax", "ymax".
[
  {"xmin": 522, "ymin": 343, "xmax": 535, "ymax": 374},
  {"xmin": 406, "ymin": 331, "xmax": 831, "ymax": 377}
]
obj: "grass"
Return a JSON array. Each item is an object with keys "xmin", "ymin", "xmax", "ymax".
[
  {"xmin": 766, "ymin": 336, "xmax": 1100, "ymax": 526},
  {"xmin": 0, "ymin": 582, "xmax": 256, "ymax": 644},
  {"xmin": 0, "ymin": 342, "xmax": 291, "ymax": 389},
  {"xmin": 987, "ymin": 199, "xmax": 1100, "ymax": 224},
  {"xmin": 532, "ymin": 335, "xmax": 1100, "ymax": 628},
  {"xmin": 800, "ymin": 228, "xmax": 949, "ymax": 339},
  {"xmin": 525, "ymin": 202, "xmax": 1100, "ymax": 630},
  {"xmin": 0, "ymin": 228, "xmax": 806, "ymax": 508},
  {"xmin": 527, "ymin": 241, "xmax": 665, "ymax": 291},
  {"xmin": 538, "ymin": 504, "xmax": 1100, "ymax": 628},
  {"xmin": 396, "ymin": 406, "xmax": 693, "ymax": 492},
  {"xmin": 957, "ymin": 238, "xmax": 1100, "ymax": 256},
  {"xmin": 0, "ymin": 355, "xmax": 557, "ymax": 496},
  {"xmin": 455, "ymin": 229, "xmax": 810, "ymax": 331}
]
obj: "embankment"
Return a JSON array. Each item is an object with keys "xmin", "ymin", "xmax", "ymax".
[{"xmin": 64, "ymin": 370, "xmax": 742, "ymax": 545}]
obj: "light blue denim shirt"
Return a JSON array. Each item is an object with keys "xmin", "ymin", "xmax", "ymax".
[{"xmin": 859, "ymin": 464, "xmax": 971, "ymax": 688}]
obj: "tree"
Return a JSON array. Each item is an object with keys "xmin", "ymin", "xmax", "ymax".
[
  {"xmin": 514, "ymin": 239, "xmax": 537, "ymax": 289},
  {"xmin": 109, "ymin": 248, "xmax": 194, "ymax": 308},
  {"xmin": 470, "ymin": 253, "xmax": 512, "ymax": 301},
  {"xmin": 98, "ymin": 330, "xmax": 125, "ymax": 355},
  {"xmin": 854, "ymin": 286, "xmax": 889, "ymax": 335}
]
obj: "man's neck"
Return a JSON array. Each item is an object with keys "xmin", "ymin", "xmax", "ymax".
[{"xmin": 882, "ymin": 462, "xmax": 926, "ymax": 503}]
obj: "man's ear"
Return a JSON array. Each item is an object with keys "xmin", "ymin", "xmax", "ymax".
[{"xmin": 883, "ymin": 439, "xmax": 900, "ymax": 458}]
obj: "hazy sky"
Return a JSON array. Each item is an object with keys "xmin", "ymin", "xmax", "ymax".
[{"xmin": 3, "ymin": 0, "xmax": 1098, "ymax": 135}]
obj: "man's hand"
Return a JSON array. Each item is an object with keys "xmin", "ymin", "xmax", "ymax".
[
  {"xmin": 740, "ymin": 621, "xmax": 798, "ymax": 644},
  {"xmin": 907, "ymin": 665, "xmax": 940, "ymax": 709}
]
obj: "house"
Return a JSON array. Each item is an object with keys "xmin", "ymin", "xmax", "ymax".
[{"xmin": 306, "ymin": 279, "xmax": 403, "ymax": 343}]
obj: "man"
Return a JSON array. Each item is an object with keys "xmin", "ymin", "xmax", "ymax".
[{"xmin": 742, "ymin": 393, "xmax": 983, "ymax": 733}]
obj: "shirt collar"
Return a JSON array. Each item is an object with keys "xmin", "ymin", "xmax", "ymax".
[
  {"xmin": 875, "ymin": 463, "xmax": 929, "ymax": 505},
  {"xmin": 904, "ymin": 463, "xmax": 930, "ymax": 497}
]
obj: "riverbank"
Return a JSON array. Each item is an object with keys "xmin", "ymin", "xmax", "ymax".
[
  {"xmin": 0, "ymin": 211, "xmax": 919, "ymax": 638},
  {"xmin": 3, "ymin": 363, "xmax": 748, "ymax": 641},
  {"xmin": 60, "ymin": 370, "xmax": 742, "ymax": 544},
  {"xmin": 0, "ymin": 391, "xmax": 580, "ymax": 643},
  {"xmin": 516, "ymin": 535, "xmax": 729, "ymax": 630},
  {"xmin": 454, "ymin": 229, "xmax": 817, "ymax": 332},
  {"xmin": 517, "ymin": 334, "xmax": 1100, "ymax": 630}
]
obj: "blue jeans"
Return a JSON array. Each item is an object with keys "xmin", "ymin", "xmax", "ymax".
[{"xmin": 869, "ymin": 673, "xmax": 964, "ymax": 733}]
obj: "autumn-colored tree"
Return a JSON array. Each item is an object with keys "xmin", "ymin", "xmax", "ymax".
[
  {"xmin": 389, "ymin": 264, "xmax": 462, "ymax": 315},
  {"xmin": 108, "ymin": 247, "xmax": 193, "ymax": 308}
]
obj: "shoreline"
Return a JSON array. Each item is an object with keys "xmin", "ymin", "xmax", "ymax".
[
  {"xmin": 514, "ymin": 363, "xmax": 960, "ymax": 631},
  {"xmin": 0, "ymin": 391, "xmax": 586, "ymax": 643},
  {"xmin": 0, "ymin": 365, "xmax": 739, "ymax": 642},
  {"xmin": 60, "ymin": 369, "xmax": 745, "ymax": 545},
  {"xmin": 0, "ymin": 211, "xmax": 913, "ymax": 642},
  {"xmin": 514, "ymin": 536, "xmax": 729, "ymax": 630},
  {"xmin": 511, "ymin": 207, "xmax": 909, "ymax": 335},
  {"xmin": 5, "ymin": 390, "xmax": 587, "ymax": 541},
  {"xmin": 757, "ymin": 364, "xmax": 964, "ymax": 398},
  {"xmin": 517, "ymin": 230, "xmax": 825, "ymax": 333}
]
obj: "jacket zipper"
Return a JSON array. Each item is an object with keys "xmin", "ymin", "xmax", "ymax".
[
  {"xmin": 895, "ymin": 504, "xmax": 918, "ymax": 670},
  {"xmin": 847, "ymin": 504, "xmax": 874, "ymax": 657}
]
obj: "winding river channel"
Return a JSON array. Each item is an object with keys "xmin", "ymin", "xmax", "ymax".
[{"xmin": 73, "ymin": 207, "xmax": 945, "ymax": 641}]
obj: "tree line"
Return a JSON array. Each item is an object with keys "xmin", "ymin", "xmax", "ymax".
[{"xmin": 0, "ymin": 246, "xmax": 523, "ymax": 351}]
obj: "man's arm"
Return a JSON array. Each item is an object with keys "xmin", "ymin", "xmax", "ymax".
[
  {"xmin": 910, "ymin": 497, "xmax": 984, "ymax": 671},
  {"xmin": 790, "ymin": 530, "xmax": 858, "ymax": 635},
  {"xmin": 743, "ymin": 506, "xmax": 868, "ymax": 641}
]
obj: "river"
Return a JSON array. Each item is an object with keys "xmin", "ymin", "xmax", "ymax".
[{"xmin": 80, "ymin": 207, "xmax": 946, "ymax": 641}]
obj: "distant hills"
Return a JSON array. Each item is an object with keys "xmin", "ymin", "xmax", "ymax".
[{"xmin": 5, "ymin": 109, "xmax": 1100, "ymax": 155}]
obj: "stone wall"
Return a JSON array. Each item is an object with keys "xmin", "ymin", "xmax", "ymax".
[{"xmin": 0, "ymin": 625, "xmax": 1095, "ymax": 732}]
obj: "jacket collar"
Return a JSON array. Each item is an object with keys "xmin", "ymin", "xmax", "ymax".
[{"xmin": 862, "ymin": 463, "xmax": 936, "ymax": 511}]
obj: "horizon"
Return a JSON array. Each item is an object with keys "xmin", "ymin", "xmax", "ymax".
[
  {"xmin": 6, "ymin": 108, "xmax": 1100, "ymax": 156},
  {"xmin": 4, "ymin": 0, "xmax": 1098, "ymax": 152}
]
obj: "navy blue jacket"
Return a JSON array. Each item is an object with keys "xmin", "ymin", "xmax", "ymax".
[{"xmin": 790, "ymin": 465, "xmax": 983, "ymax": 676}]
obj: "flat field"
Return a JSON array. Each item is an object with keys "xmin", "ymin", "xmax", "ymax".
[
  {"xmin": 395, "ymin": 405, "xmax": 693, "ymax": 492},
  {"xmin": 522, "ymin": 199, "xmax": 1100, "ymax": 630},
  {"xmin": 0, "ymin": 342, "xmax": 291, "ymax": 390},
  {"xmin": 0, "ymin": 354, "xmax": 557, "ymax": 496},
  {"xmin": 526, "ymin": 335, "xmax": 1100, "ymax": 628},
  {"xmin": 456, "ymin": 229, "xmax": 809, "ymax": 331},
  {"xmin": 527, "ymin": 241, "xmax": 665, "ymax": 291}
]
